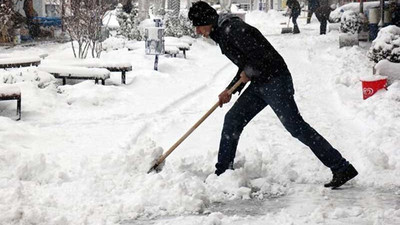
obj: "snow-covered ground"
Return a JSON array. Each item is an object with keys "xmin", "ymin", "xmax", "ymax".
[{"xmin": 1, "ymin": 10, "xmax": 400, "ymax": 225}]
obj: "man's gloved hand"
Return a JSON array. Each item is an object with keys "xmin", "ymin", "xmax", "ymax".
[
  {"xmin": 218, "ymin": 89, "xmax": 231, "ymax": 107},
  {"xmin": 239, "ymin": 71, "xmax": 250, "ymax": 83},
  {"xmin": 218, "ymin": 71, "xmax": 250, "ymax": 107}
]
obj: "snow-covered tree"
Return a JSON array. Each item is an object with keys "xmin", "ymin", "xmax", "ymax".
[
  {"xmin": 61, "ymin": 0, "xmax": 112, "ymax": 58},
  {"xmin": 116, "ymin": 3, "xmax": 142, "ymax": 40},
  {"xmin": 368, "ymin": 25, "xmax": 400, "ymax": 63},
  {"xmin": 138, "ymin": 0, "xmax": 149, "ymax": 22},
  {"xmin": 164, "ymin": 9, "xmax": 195, "ymax": 38},
  {"xmin": 168, "ymin": 0, "xmax": 180, "ymax": 17},
  {"xmin": 153, "ymin": 0, "xmax": 166, "ymax": 16},
  {"xmin": 340, "ymin": 11, "xmax": 362, "ymax": 34}
]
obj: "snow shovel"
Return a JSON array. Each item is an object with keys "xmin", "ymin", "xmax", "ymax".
[
  {"xmin": 148, "ymin": 79, "xmax": 244, "ymax": 173},
  {"xmin": 281, "ymin": 17, "xmax": 293, "ymax": 34}
]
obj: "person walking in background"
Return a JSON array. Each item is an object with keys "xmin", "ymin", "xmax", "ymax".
[
  {"xmin": 286, "ymin": 0, "xmax": 301, "ymax": 34},
  {"xmin": 315, "ymin": 0, "xmax": 333, "ymax": 35},
  {"xmin": 390, "ymin": 1, "xmax": 400, "ymax": 27},
  {"xmin": 188, "ymin": 1, "xmax": 358, "ymax": 189},
  {"xmin": 307, "ymin": 0, "xmax": 320, "ymax": 24}
]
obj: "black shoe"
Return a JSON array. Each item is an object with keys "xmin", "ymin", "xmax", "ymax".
[{"xmin": 324, "ymin": 164, "xmax": 358, "ymax": 188}]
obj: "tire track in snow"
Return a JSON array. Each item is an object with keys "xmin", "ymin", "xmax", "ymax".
[
  {"xmin": 156, "ymin": 62, "xmax": 232, "ymax": 114},
  {"xmin": 111, "ymin": 62, "xmax": 234, "ymax": 145}
]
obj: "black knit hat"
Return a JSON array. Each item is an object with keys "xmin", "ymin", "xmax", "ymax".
[{"xmin": 188, "ymin": 1, "xmax": 218, "ymax": 26}]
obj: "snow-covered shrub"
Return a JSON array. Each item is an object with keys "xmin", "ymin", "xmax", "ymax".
[
  {"xmin": 102, "ymin": 36, "xmax": 127, "ymax": 51},
  {"xmin": 340, "ymin": 10, "xmax": 362, "ymax": 34},
  {"xmin": 0, "ymin": 68, "xmax": 54, "ymax": 88},
  {"xmin": 116, "ymin": 3, "xmax": 142, "ymax": 40},
  {"xmin": 164, "ymin": 10, "xmax": 196, "ymax": 38},
  {"xmin": 63, "ymin": 0, "xmax": 111, "ymax": 58},
  {"xmin": 368, "ymin": 25, "xmax": 400, "ymax": 63}
]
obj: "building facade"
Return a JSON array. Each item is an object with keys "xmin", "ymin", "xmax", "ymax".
[{"xmin": 14, "ymin": 0, "xmax": 61, "ymax": 18}]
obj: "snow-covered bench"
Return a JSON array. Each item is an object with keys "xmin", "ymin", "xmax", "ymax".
[
  {"xmin": 66, "ymin": 60, "xmax": 132, "ymax": 84},
  {"xmin": 165, "ymin": 37, "xmax": 191, "ymax": 59},
  {"xmin": 164, "ymin": 46, "xmax": 180, "ymax": 57},
  {"xmin": 42, "ymin": 59, "xmax": 132, "ymax": 84},
  {"xmin": 0, "ymin": 56, "xmax": 41, "ymax": 69},
  {"xmin": 165, "ymin": 36, "xmax": 194, "ymax": 46},
  {"xmin": 38, "ymin": 65, "xmax": 110, "ymax": 85},
  {"xmin": 0, "ymin": 85, "xmax": 21, "ymax": 120}
]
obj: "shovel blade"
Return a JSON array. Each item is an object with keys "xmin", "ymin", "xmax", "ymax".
[
  {"xmin": 147, "ymin": 164, "xmax": 158, "ymax": 173},
  {"xmin": 147, "ymin": 162, "xmax": 164, "ymax": 173},
  {"xmin": 281, "ymin": 28, "xmax": 293, "ymax": 34}
]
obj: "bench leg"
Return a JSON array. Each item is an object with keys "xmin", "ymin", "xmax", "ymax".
[
  {"xmin": 17, "ymin": 97, "xmax": 21, "ymax": 120},
  {"xmin": 102, "ymin": 79, "xmax": 105, "ymax": 85},
  {"xmin": 154, "ymin": 55, "xmax": 159, "ymax": 71},
  {"xmin": 95, "ymin": 78, "xmax": 99, "ymax": 84},
  {"xmin": 183, "ymin": 50, "xmax": 186, "ymax": 59},
  {"xmin": 62, "ymin": 78, "xmax": 66, "ymax": 85},
  {"xmin": 122, "ymin": 71, "xmax": 126, "ymax": 84}
]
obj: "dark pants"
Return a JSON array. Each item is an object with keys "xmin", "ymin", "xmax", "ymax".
[
  {"xmin": 215, "ymin": 74, "xmax": 349, "ymax": 175},
  {"xmin": 320, "ymin": 19, "xmax": 327, "ymax": 34},
  {"xmin": 316, "ymin": 11, "xmax": 329, "ymax": 35},
  {"xmin": 292, "ymin": 15, "xmax": 300, "ymax": 33},
  {"xmin": 307, "ymin": 10, "xmax": 315, "ymax": 23}
]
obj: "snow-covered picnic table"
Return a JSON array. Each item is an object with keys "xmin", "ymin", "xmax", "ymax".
[
  {"xmin": 64, "ymin": 60, "xmax": 132, "ymax": 84},
  {"xmin": 164, "ymin": 37, "xmax": 192, "ymax": 58},
  {"xmin": 42, "ymin": 59, "xmax": 132, "ymax": 84},
  {"xmin": 0, "ymin": 84, "xmax": 22, "ymax": 120},
  {"xmin": 38, "ymin": 65, "xmax": 111, "ymax": 85},
  {"xmin": 0, "ymin": 56, "xmax": 41, "ymax": 69},
  {"xmin": 164, "ymin": 46, "xmax": 180, "ymax": 57}
]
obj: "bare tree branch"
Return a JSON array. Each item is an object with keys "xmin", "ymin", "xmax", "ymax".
[{"xmin": 58, "ymin": 0, "xmax": 112, "ymax": 58}]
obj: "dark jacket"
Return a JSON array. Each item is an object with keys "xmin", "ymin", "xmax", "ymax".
[
  {"xmin": 315, "ymin": 5, "xmax": 332, "ymax": 21},
  {"xmin": 287, "ymin": 0, "xmax": 301, "ymax": 17},
  {"xmin": 308, "ymin": 0, "xmax": 320, "ymax": 11},
  {"xmin": 209, "ymin": 14, "xmax": 290, "ymax": 93}
]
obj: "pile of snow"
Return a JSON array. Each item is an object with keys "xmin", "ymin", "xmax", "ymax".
[
  {"xmin": 102, "ymin": 36, "xmax": 129, "ymax": 51},
  {"xmin": 0, "ymin": 67, "xmax": 54, "ymax": 87},
  {"xmin": 375, "ymin": 59, "xmax": 400, "ymax": 84},
  {"xmin": 368, "ymin": 25, "xmax": 400, "ymax": 63}
]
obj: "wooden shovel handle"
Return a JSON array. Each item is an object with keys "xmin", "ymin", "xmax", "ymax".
[{"xmin": 148, "ymin": 79, "xmax": 243, "ymax": 173}]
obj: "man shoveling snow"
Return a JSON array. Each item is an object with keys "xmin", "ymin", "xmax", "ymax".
[{"xmin": 188, "ymin": 1, "xmax": 358, "ymax": 188}]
